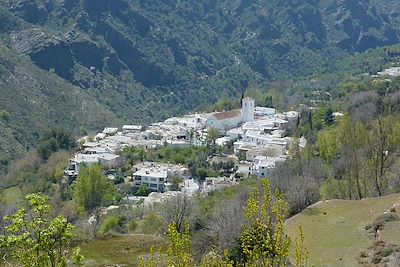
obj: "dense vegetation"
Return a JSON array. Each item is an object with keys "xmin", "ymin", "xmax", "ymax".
[
  {"xmin": 0, "ymin": 193, "xmax": 83, "ymax": 266},
  {"xmin": 267, "ymin": 76, "xmax": 400, "ymax": 215},
  {"xmin": 139, "ymin": 179, "xmax": 307, "ymax": 267}
]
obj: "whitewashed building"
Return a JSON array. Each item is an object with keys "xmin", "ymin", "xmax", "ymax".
[
  {"xmin": 73, "ymin": 153, "xmax": 120, "ymax": 172},
  {"xmin": 207, "ymin": 97, "xmax": 255, "ymax": 134},
  {"xmin": 122, "ymin": 125, "xmax": 143, "ymax": 133},
  {"xmin": 133, "ymin": 167, "xmax": 168, "ymax": 192},
  {"xmin": 250, "ymin": 156, "xmax": 286, "ymax": 178},
  {"xmin": 102, "ymin": 127, "xmax": 119, "ymax": 136},
  {"xmin": 132, "ymin": 162, "xmax": 190, "ymax": 192}
]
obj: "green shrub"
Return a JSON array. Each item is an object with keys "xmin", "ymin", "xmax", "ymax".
[
  {"xmin": 136, "ymin": 184, "xmax": 151, "ymax": 196},
  {"xmin": 374, "ymin": 243, "xmax": 399, "ymax": 258},
  {"xmin": 128, "ymin": 220, "xmax": 138, "ymax": 232},
  {"xmin": 379, "ymin": 212, "xmax": 400, "ymax": 222},
  {"xmin": 137, "ymin": 213, "xmax": 165, "ymax": 234},
  {"xmin": 0, "ymin": 110, "xmax": 10, "ymax": 121},
  {"xmin": 100, "ymin": 215, "xmax": 126, "ymax": 234}
]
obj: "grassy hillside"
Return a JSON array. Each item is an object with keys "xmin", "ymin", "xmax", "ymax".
[{"xmin": 285, "ymin": 194, "xmax": 400, "ymax": 266}]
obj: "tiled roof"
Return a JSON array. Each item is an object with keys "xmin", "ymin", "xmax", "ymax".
[{"xmin": 212, "ymin": 109, "xmax": 241, "ymax": 121}]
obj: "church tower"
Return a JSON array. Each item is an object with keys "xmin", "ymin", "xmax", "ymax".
[{"xmin": 242, "ymin": 97, "xmax": 255, "ymax": 122}]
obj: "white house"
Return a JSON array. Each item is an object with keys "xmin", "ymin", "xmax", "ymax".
[
  {"xmin": 133, "ymin": 167, "xmax": 168, "ymax": 192},
  {"xmin": 255, "ymin": 107, "xmax": 276, "ymax": 117},
  {"xmin": 122, "ymin": 125, "xmax": 143, "ymax": 133},
  {"xmin": 250, "ymin": 156, "xmax": 286, "ymax": 178},
  {"xmin": 102, "ymin": 127, "xmax": 119, "ymax": 136},
  {"xmin": 132, "ymin": 163, "xmax": 190, "ymax": 192},
  {"xmin": 207, "ymin": 97, "xmax": 255, "ymax": 134}
]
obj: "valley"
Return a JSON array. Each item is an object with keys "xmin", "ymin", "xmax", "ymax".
[{"xmin": 2, "ymin": 1, "xmax": 400, "ymax": 266}]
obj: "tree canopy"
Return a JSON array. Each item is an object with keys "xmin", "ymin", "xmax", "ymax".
[
  {"xmin": 73, "ymin": 164, "xmax": 120, "ymax": 212},
  {"xmin": 0, "ymin": 193, "xmax": 84, "ymax": 267}
]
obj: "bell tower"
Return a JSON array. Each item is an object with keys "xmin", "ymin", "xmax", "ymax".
[{"xmin": 242, "ymin": 97, "xmax": 255, "ymax": 122}]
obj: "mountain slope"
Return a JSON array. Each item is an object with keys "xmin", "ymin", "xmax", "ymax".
[
  {"xmin": 1, "ymin": 0, "xmax": 400, "ymax": 171},
  {"xmin": 0, "ymin": 41, "xmax": 120, "ymax": 172},
  {"xmin": 1, "ymin": 0, "xmax": 400, "ymax": 115}
]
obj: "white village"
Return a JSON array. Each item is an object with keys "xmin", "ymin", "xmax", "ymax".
[{"xmin": 65, "ymin": 97, "xmax": 304, "ymax": 206}]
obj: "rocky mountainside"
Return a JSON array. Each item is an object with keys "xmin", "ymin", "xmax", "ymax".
[{"xmin": 0, "ymin": 0, "xmax": 400, "ymax": 170}]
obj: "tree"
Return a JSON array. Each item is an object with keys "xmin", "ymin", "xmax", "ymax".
[
  {"xmin": 367, "ymin": 116, "xmax": 400, "ymax": 196},
  {"xmin": 323, "ymin": 108, "xmax": 334, "ymax": 126},
  {"xmin": 271, "ymin": 143, "xmax": 323, "ymax": 214},
  {"xmin": 37, "ymin": 128, "xmax": 75, "ymax": 160},
  {"xmin": 159, "ymin": 193, "xmax": 194, "ymax": 233},
  {"xmin": 187, "ymin": 128, "xmax": 195, "ymax": 145},
  {"xmin": 41, "ymin": 128, "xmax": 74, "ymax": 150},
  {"xmin": 196, "ymin": 167, "xmax": 208, "ymax": 180},
  {"xmin": 239, "ymin": 179, "xmax": 290, "ymax": 266},
  {"xmin": 122, "ymin": 146, "xmax": 147, "ymax": 165},
  {"xmin": 37, "ymin": 137, "xmax": 58, "ymax": 160},
  {"xmin": 0, "ymin": 110, "xmax": 10, "ymax": 121},
  {"xmin": 317, "ymin": 128, "xmax": 340, "ymax": 164},
  {"xmin": 167, "ymin": 222, "xmax": 193, "ymax": 267},
  {"xmin": 0, "ymin": 193, "xmax": 84, "ymax": 266},
  {"xmin": 207, "ymin": 192, "xmax": 247, "ymax": 254},
  {"xmin": 207, "ymin": 128, "xmax": 219, "ymax": 147},
  {"xmin": 338, "ymin": 115, "xmax": 369, "ymax": 199},
  {"xmin": 136, "ymin": 184, "xmax": 151, "ymax": 196},
  {"xmin": 74, "ymin": 164, "xmax": 119, "ymax": 212},
  {"xmin": 294, "ymin": 226, "xmax": 309, "ymax": 267},
  {"xmin": 169, "ymin": 175, "xmax": 184, "ymax": 191}
]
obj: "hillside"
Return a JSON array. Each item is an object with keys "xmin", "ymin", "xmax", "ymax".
[
  {"xmin": 1, "ymin": 0, "xmax": 400, "ymax": 171},
  {"xmin": 0, "ymin": 42, "xmax": 120, "ymax": 173},
  {"xmin": 285, "ymin": 194, "xmax": 400, "ymax": 266}
]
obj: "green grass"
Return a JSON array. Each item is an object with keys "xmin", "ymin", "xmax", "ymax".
[
  {"xmin": 285, "ymin": 194, "xmax": 400, "ymax": 267},
  {"xmin": 80, "ymin": 234, "xmax": 168, "ymax": 266}
]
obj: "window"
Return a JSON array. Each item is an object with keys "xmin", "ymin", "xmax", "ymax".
[
  {"xmin": 151, "ymin": 178, "xmax": 157, "ymax": 182},
  {"xmin": 135, "ymin": 176, "xmax": 142, "ymax": 181},
  {"xmin": 261, "ymin": 173, "xmax": 265, "ymax": 176},
  {"xmin": 159, "ymin": 178, "xmax": 164, "ymax": 182},
  {"xmin": 150, "ymin": 183, "xmax": 158, "ymax": 188}
]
